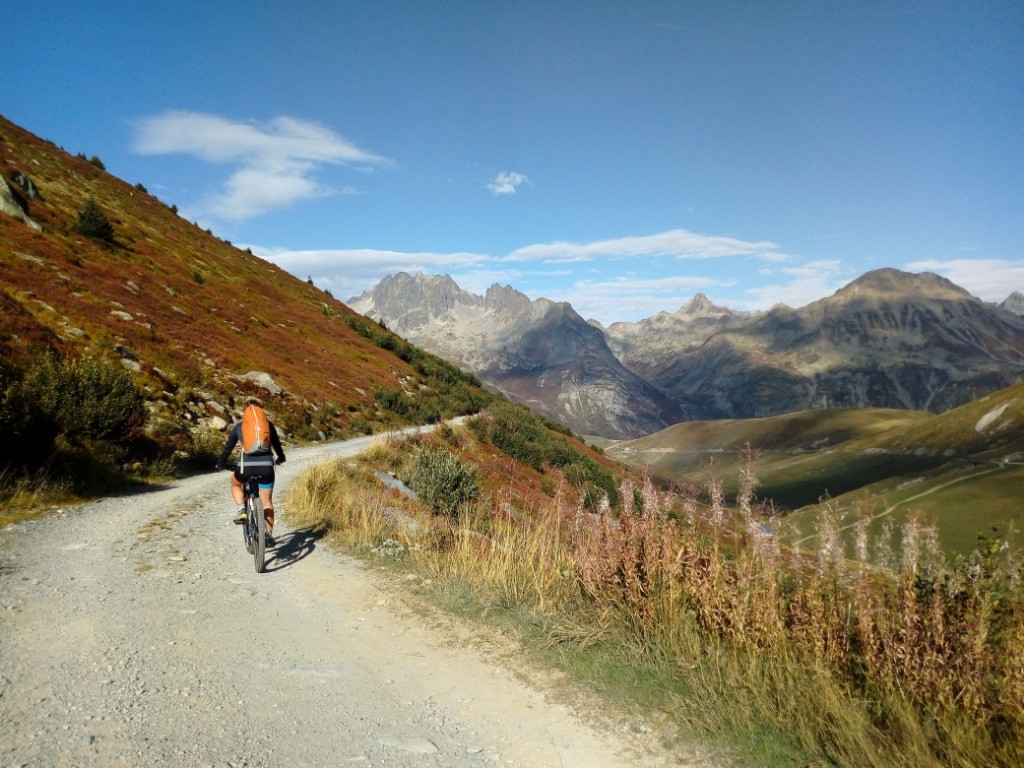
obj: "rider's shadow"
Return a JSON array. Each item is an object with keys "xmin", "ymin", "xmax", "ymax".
[{"xmin": 264, "ymin": 525, "xmax": 327, "ymax": 572}]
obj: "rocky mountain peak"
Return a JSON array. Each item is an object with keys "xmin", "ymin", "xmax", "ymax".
[
  {"xmin": 484, "ymin": 283, "xmax": 531, "ymax": 313},
  {"xmin": 683, "ymin": 292, "xmax": 712, "ymax": 313},
  {"xmin": 348, "ymin": 272, "xmax": 482, "ymax": 331},
  {"xmin": 835, "ymin": 268, "xmax": 971, "ymax": 302},
  {"xmin": 1001, "ymin": 291, "xmax": 1024, "ymax": 316},
  {"xmin": 678, "ymin": 292, "xmax": 739, "ymax": 318}
]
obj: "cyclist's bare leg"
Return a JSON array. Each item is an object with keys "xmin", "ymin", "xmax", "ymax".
[
  {"xmin": 259, "ymin": 487, "xmax": 275, "ymax": 533},
  {"xmin": 230, "ymin": 473, "xmax": 244, "ymax": 505}
]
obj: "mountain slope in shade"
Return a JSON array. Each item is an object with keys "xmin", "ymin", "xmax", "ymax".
[
  {"xmin": 645, "ymin": 269, "xmax": 1024, "ymax": 419},
  {"xmin": 349, "ymin": 273, "xmax": 685, "ymax": 438}
]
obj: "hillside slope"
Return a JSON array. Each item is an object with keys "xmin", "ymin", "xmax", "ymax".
[{"xmin": 0, "ymin": 115, "xmax": 488, "ymax": 453}]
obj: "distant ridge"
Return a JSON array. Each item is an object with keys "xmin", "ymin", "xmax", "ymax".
[
  {"xmin": 350, "ymin": 272, "xmax": 684, "ymax": 438},
  {"xmin": 1001, "ymin": 291, "xmax": 1024, "ymax": 315},
  {"xmin": 643, "ymin": 267, "xmax": 1024, "ymax": 418},
  {"xmin": 354, "ymin": 267, "xmax": 1024, "ymax": 434}
]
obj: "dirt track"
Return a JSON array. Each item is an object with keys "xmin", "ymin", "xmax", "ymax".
[{"xmin": 0, "ymin": 433, "xmax": 691, "ymax": 767}]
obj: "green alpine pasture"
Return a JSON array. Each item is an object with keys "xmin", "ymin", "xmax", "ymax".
[{"xmin": 609, "ymin": 381, "xmax": 1024, "ymax": 555}]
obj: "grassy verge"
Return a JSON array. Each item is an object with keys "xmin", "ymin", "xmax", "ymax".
[{"xmin": 286, "ymin": 422, "xmax": 1024, "ymax": 768}]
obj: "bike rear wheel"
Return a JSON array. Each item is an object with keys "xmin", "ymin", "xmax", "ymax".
[{"xmin": 252, "ymin": 497, "xmax": 266, "ymax": 573}]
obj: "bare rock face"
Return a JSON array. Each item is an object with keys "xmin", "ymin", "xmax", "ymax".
[
  {"xmin": 349, "ymin": 273, "xmax": 684, "ymax": 438},
  {"xmin": 1001, "ymin": 291, "xmax": 1024, "ymax": 316},
  {"xmin": 0, "ymin": 178, "xmax": 42, "ymax": 231}
]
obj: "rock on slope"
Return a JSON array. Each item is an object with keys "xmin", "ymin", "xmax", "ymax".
[{"xmin": 349, "ymin": 272, "xmax": 684, "ymax": 438}]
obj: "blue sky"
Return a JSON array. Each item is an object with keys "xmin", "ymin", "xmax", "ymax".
[{"xmin": 4, "ymin": 1, "xmax": 1023, "ymax": 323}]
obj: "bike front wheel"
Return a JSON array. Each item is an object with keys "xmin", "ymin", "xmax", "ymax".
[{"xmin": 242, "ymin": 503, "xmax": 255, "ymax": 554}]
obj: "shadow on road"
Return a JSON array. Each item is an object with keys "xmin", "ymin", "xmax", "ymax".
[{"xmin": 264, "ymin": 525, "xmax": 327, "ymax": 572}]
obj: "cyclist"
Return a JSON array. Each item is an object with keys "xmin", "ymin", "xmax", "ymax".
[{"xmin": 215, "ymin": 400, "xmax": 286, "ymax": 546}]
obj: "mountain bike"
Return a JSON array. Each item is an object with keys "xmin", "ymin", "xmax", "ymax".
[
  {"xmin": 222, "ymin": 463, "xmax": 268, "ymax": 573},
  {"xmin": 240, "ymin": 474, "xmax": 267, "ymax": 573}
]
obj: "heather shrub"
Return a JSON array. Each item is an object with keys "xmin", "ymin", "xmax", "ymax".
[
  {"xmin": 24, "ymin": 354, "xmax": 146, "ymax": 442},
  {"xmin": 401, "ymin": 444, "xmax": 479, "ymax": 518}
]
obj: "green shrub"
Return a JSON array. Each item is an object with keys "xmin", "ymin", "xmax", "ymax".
[
  {"xmin": 24, "ymin": 354, "xmax": 146, "ymax": 442},
  {"xmin": 402, "ymin": 445, "xmax": 480, "ymax": 518},
  {"xmin": 485, "ymin": 401, "xmax": 619, "ymax": 509},
  {"xmin": 0, "ymin": 358, "xmax": 59, "ymax": 470},
  {"xmin": 186, "ymin": 428, "xmax": 225, "ymax": 469},
  {"xmin": 74, "ymin": 196, "xmax": 114, "ymax": 241},
  {"xmin": 467, "ymin": 414, "xmax": 491, "ymax": 441}
]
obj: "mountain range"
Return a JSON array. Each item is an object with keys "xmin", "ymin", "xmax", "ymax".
[
  {"xmin": 351, "ymin": 270, "xmax": 1024, "ymax": 439},
  {"xmin": 348, "ymin": 273, "xmax": 684, "ymax": 438}
]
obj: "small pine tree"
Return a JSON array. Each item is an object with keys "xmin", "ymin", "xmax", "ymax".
[{"xmin": 74, "ymin": 197, "xmax": 114, "ymax": 242}]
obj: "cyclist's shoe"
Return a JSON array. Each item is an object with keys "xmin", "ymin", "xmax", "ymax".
[
  {"xmin": 265, "ymin": 532, "xmax": 276, "ymax": 548},
  {"xmin": 233, "ymin": 506, "xmax": 247, "ymax": 524}
]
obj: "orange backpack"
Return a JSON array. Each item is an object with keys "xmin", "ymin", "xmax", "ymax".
[{"xmin": 241, "ymin": 404, "xmax": 272, "ymax": 453}]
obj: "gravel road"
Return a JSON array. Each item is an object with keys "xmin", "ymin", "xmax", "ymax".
[{"xmin": 0, "ymin": 433, "xmax": 691, "ymax": 768}]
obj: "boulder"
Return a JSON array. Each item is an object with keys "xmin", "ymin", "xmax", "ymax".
[
  {"xmin": 13, "ymin": 172, "xmax": 40, "ymax": 200},
  {"xmin": 113, "ymin": 343, "xmax": 138, "ymax": 361},
  {"xmin": 205, "ymin": 416, "xmax": 228, "ymax": 431},
  {"xmin": 0, "ymin": 179, "xmax": 41, "ymax": 231},
  {"xmin": 242, "ymin": 370, "xmax": 283, "ymax": 396}
]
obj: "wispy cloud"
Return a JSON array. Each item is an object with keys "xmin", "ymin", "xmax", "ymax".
[
  {"xmin": 741, "ymin": 260, "xmax": 849, "ymax": 310},
  {"xmin": 505, "ymin": 229, "xmax": 780, "ymax": 263},
  {"xmin": 557, "ymin": 274, "xmax": 728, "ymax": 323},
  {"xmin": 904, "ymin": 258, "xmax": 1024, "ymax": 302},
  {"xmin": 133, "ymin": 111, "xmax": 388, "ymax": 220},
  {"xmin": 487, "ymin": 171, "xmax": 529, "ymax": 196},
  {"xmin": 249, "ymin": 245, "xmax": 489, "ymax": 300}
]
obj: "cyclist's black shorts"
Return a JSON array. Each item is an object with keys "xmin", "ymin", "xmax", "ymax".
[{"xmin": 233, "ymin": 467, "xmax": 275, "ymax": 490}]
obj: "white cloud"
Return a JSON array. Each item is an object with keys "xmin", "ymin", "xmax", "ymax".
[
  {"xmin": 904, "ymin": 259, "xmax": 1024, "ymax": 302},
  {"xmin": 559, "ymin": 275, "xmax": 726, "ymax": 324},
  {"xmin": 505, "ymin": 228, "xmax": 780, "ymax": 263},
  {"xmin": 487, "ymin": 171, "xmax": 529, "ymax": 196},
  {"xmin": 248, "ymin": 245, "xmax": 490, "ymax": 301},
  {"xmin": 741, "ymin": 260, "xmax": 849, "ymax": 310},
  {"xmin": 133, "ymin": 111, "xmax": 387, "ymax": 220},
  {"xmin": 574, "ymin": 274, "xmax": 722, "ymax": 296}
]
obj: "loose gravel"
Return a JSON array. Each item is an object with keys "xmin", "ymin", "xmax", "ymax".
[{"xmin": 0, "ymin": 434, "xmax": 695, "ymax": 768}]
